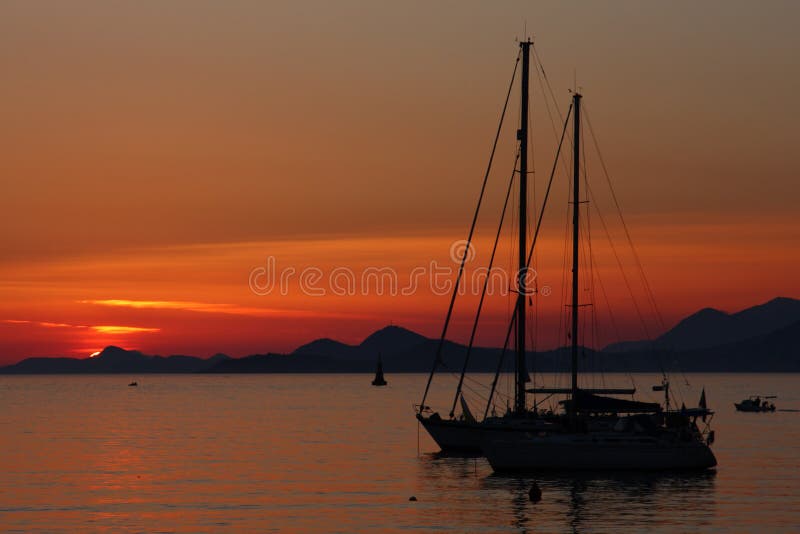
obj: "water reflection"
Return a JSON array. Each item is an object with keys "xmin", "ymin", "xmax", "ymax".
[
  {"xmin": 418, "ymin": 452, "xmax": 482, "ymax": 481},
  {"xmin": 3, "ymin": 373, "xmax": 797, "ymax": 532},
  {"xmin": 417, "ymin": 453, "xmax": 717, "ymax": 532},
  {"xmin": 485, "ymin": 470, "xmax": 717, "ymax": 533}
]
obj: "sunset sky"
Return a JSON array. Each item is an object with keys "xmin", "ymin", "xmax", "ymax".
[{"xmin": 1, "ymin": 1, "xmax": 798, "ymax": 364}]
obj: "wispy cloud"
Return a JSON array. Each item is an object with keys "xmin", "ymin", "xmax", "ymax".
[
  {"xmin": 1, "ymin": 319, "xmax": 159, "ymax": 334},
  {"xmin": 1, "ymin": 319, "xmax": 73, "ymax": 328},
  {"xmin": 83, "ymin": 299, "xmax": 223, "ymax": 311},
  {"xmin": 81, "ymin": 299, "xmax": 347, "ymax": 318}
]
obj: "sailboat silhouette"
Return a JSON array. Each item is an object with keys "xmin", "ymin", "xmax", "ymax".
[{"xmin": 371, "ymin": 353, "xmax": 387, "ymax": 386}]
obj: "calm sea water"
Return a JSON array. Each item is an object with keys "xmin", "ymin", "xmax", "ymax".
[{"xmin": 1, "ymin": 373, "xmax": 798, "ymax": 532}]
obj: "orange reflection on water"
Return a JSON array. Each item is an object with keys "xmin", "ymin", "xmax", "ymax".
[{"xmin": 1, "ymin": 373, "xmax": 798, "ymax": 531}]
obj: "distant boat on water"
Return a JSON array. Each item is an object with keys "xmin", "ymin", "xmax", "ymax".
[
  {"xmin": 372, "ymin": 354, "xmax": 387, "ymax": 386},
  {"xmin": 128, "ymin": 381, "xmax": 138, "ymax": 387},
  {"xmin": 735, "ymin": 395, "xmax": 776, "ymax": 412}
]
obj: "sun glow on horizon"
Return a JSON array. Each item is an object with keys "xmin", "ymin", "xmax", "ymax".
[{"xmin": 90, "ymin": 325, "xmax": 161, "ymax": 335}]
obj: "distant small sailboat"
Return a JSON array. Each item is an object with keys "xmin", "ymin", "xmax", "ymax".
[
  {"xmin": 735, "ymin": 395, "xmax": 776, "ymax": 412},
  {"xmin": 372, "ymin": 354, "xmax": 387, "ymax": 386}
]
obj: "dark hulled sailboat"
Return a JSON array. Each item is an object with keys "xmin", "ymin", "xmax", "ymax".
[{"xmin": 416, "ymin": 39, "xmax": 560, "ymax": 452}]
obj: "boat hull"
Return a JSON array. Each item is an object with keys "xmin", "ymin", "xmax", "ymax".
[
  {"xmin": 734, "ymin": 403, "xmax": 774, "ymax": 412},
  {"xmin": 416, "ymin": 413, "xmax": 562, "ymax": 454},
  {"xmin": 416, "ymin": 414, "xmax": 484, "ymax": 453},
  {"xmin": 482, "ymin": 432, "xmax": 717, "ymax": 472}
]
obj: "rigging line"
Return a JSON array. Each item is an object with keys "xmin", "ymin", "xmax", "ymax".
[
  {"xmin": 419, "ymin": 51, "xmax": 521, "ymax": 412},
  {"xmin": 559, "ymin": 124, "xmax": 574, "ymax": 344},
  {"xmin": 484, "ymin": 311, "xmax": 516, "ymax": 419},
  {"xmin": 487, "ymin": 387, "xmax": 515, "ymax": 417},
  {"xmin": 530, "ymin": 57, "xmax": 573, "ymax": 369},
  {"xmin": 578, "ymin": 204, "xmax": 592, "ymax": 380},
  {"xmin": 558, "ymin": 174, "xmax": 571, "ymax": 352},
  {"xmin": 588, "ymin": 223, "xmax": 600, "ymax": 378},
  {"xmin": 462, "ymin": 371, "xmax": 501, "ymax": 393},
  {"xmin": 491, "ymin": 392, "xmax": 513, "ymax": 407},
  {"xmin": 484, "ymin": 104, "xmax": 573, "ymax": 417},
  {"xmin": 534, "ymin": 55, "xmax": 572, "ymax": 372},
  {"xmin": 582, "ymin": 104, "xmax": 666, "ymax": 334},
  {"xmin": 460, "ymin": 379, "xmax": 492, "ymax": 404},
  {"xmin": 527, "ymin": 71, "xmax": 538, "ymax": 365},
  {"xmin": 579, "ymin": 118, "xmax": 598, "ymax": 380},
  {"xmin": 546, "ymin": 91, "xmax": 674, "ymax": 390},
  {"xmin": 586, "ymin": 183, "xmax": 654, "ymax": 346},
  {"xmin": 504, "ymin": 176, "xmax": 517, "ymax": 404},
  {"xmin": 586, "ymin": 111, "xmax": 688, "ymax": 383},
  {"xmin": 449, "ymin": 151, "xmax": 520, "ymax": 417},
  {"xmin": 527, "ymin": 86, "xmax": 537, "ymax": 367},
  {"xmin": 582, "ymin": 105, "xmax": 682, "ymax": 384},
  {"xmin": 532, "ymin": 106, "xmax": 537, "ymax": 216},
  {"xmin": 583, "ymin": 214, "xmax": 602, "ymax": 383},
  {"xmin": 523, "ymin": 98, "xmax": 538, "ymax": 394},
  {"xmin": 533, "ymin": 43, "xmax": 567, "ymax": 127},
  {"xmin": 589, "ymin": 246, "xmax": 634, "ymax": 387},
  {"xmin": 590, "ymin": 247, "xmax": 620, "ymax": 341},
  {"xmin": 533, "ymin": 46, "xmax": 592, "ymax": 207},
  {"xmin": 446, "ymin": 370, "xmax": 492, "ymax": 403},
  {"xmin": 532, "ymin": 46, "xmax": 564, "ymax": 141},
  {"xmin": 578, "ymin": 205, "xmax": 591, "ymax": 374},
  {"xmin": 512, "ymin": 286, "xmax": 518, "ymax": 406},
  {"xmin": 578, "ymin": 120, "xmax": 588, "ymax": 342},
  {"xmin": 523, "ymin": 104, "xmax": 572, "ymax": 273}
]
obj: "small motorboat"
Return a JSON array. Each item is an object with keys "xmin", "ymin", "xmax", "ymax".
[
  {"xmin": 128, "ymin": 381, "xmax": 138, "ymax": 387},
  {"xmin": 735, "ymin": 395, "xmax": 776, "ymax": 412}
]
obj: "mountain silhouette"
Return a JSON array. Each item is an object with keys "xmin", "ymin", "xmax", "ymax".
[
  {"xmin": 604, "ymin": 297, "xmax": 800, "ymax": 352},
  {"xmin": 2, "ymin": 297, "xmax": 798, "ymax": 373},
  {"xmin": 359, "ymin": 325, "xmax": 428, "ymax": 354},
  {"xmin": 96, "ymin": 345, "xmax": 148, "ymax": 363},
  {"xmin": 292, "ymin": 325, "xmax": 428, "ymax": 362},
  {"xmin": 292, "ymin": 338, "xmax": 359, "ymax": 359},
  {"xmin": 0, "ymin": 346, "xmax": 228, "ymax": 374}
]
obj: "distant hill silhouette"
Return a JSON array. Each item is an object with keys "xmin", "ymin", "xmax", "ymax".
[
  {"xmin": 0, "ymin": 345, "xmax": 228, "ymax": 374},
  {"xmin": 664, "ymin": 318, "xmax": 800, "ymax": 371},
  {"xmin": 359, "ymin": 325, "xmax": 429, "ymax": 355},
  {"xmin": 291, "ymin": 325, "xmax": 429, "ymax": 362},
  {"xmin": 604, "ymin": 297, "xmax": 800, "ymax": 352},
  {"xmin": 210, "ymin": 326, "xmax": 486, "ymax": 373},
  {"xmin": 292, "ymin": 337, "xmax": 357, "ymax": 359},
  {"xmin": 2, "ymin": 297, "xmax": 798, "ymax": 374}
]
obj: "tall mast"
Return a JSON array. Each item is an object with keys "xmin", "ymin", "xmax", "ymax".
[
  {"xmin": 570, "ymin": 92, "xmax": 582, "ymax": 402},
  {"xmin": 515, "ymin": 39, "xmax": 531, "ymax": 414}
]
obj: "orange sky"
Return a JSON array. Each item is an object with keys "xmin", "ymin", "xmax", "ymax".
[{"xmin": 1, "ymin": 2, "xmax": 798, "ymax": 364}]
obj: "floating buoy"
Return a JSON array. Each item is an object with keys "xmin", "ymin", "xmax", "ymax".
[
  {"xmin": 408, "ymin": 496, "xmax": 417, "ymax": 502},
  {"xmin": 528, "ymin": 483, "xmax": 542, "ymax": 502}
]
